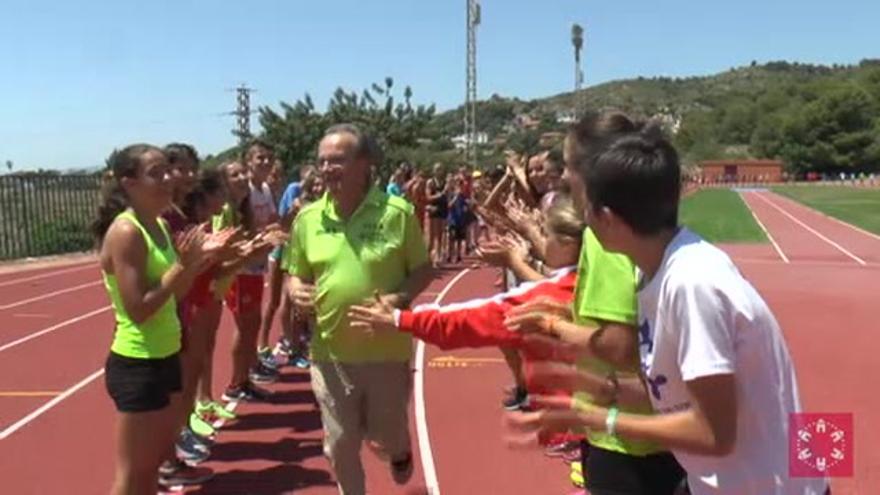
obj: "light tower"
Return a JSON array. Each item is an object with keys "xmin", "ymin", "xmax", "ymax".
[
  {"xmin": 464, "ymin": 0, "xmax": 480, "ymax": 168},
  {"xmin": 571, "ymin": 23, "xmax": 585, "ymax": 115}
]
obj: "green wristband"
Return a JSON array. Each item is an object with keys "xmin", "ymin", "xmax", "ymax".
[{"xmin": 605, "ymin": 406, "xmax": 620, "ymax": 436}]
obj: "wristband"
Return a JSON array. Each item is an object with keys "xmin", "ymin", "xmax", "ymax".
[{"xmin": 605, "ymin": 406, "xmax": 619, "ymax": 436}]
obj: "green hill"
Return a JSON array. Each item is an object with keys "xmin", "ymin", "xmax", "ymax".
[
  {"xmin": 211, "ymin": 59, "xmax": 880, "ymax": 177},
  {"xmin": 439, "ymin": 59, "xmax": 880, "ymax": 174}
]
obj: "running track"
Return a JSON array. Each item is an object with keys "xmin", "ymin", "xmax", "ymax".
[{"xmin": 0, "ymin": 191, "xmax": 876, "ymax": 493}]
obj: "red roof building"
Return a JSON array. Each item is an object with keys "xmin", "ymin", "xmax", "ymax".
[{"xmin": 698, "ymin": 159, "xmax": 784, "ymax": 183}]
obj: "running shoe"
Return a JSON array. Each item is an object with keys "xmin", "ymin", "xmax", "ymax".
[
  {"xmin": 249, "ymin": 362, "xmax": 279, "ymax": 384},
  {"xmin": 570, "ymin": 461, "xmax": 585, "ymax": 488},
  {"xmin": 277, "ymin": 337, "xmax": 295, "ymax": 356},
  {"xmin": 257, "ymin": 347, "xmax": 279, "ymax": 370},
  {"xmin": 221, "ymin": 386, "xmax": 245, "ymax": 402},
  {"xmin": 159, "ymin": 460, "xmax": 182, "ymax": 477},
  {"xmin": 175, "ymin": 435, "xmax": 210, "ymax": 465},
  {"xmin": 502, "ymin": 386, "xmax": 529, "ymax": 411},
  {"xmin": 288, "ymin": 351, "xmax": 311, "ymax": 369},
  {"xmin": 390, "ymin": 452, "xmax": 414, "ymax": 485},
  {"xmin": 159, "ymin": 461, "xmax": 214, "ymax": 487},
  {"xmin": 180, "ymin": 426, "xmax": 213, "ymax": 451},
  {"xmin": 188, "ymin": 412, "xmax": 216, "ymax": 438},
  {"xmin": 196, "ymin": 400, "xmax": 237, "ymax": 421},
  {"xmin": 222, "ymin": 382, "xmax": 272, "ymax": 402}
]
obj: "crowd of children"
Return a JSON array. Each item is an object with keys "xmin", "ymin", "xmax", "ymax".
[{"xmin": 92, "ymin": 112, "xmax": 828, "ymax": 495}]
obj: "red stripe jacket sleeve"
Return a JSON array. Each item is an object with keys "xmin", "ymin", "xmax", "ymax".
[{"xmin": 396, "ymin": 268, "xmax": 577, "ymax": 351}]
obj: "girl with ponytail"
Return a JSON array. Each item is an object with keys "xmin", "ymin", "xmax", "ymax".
[
  {"xmin": 211, "ymin": 159, "xmax": 287, "ymax": 403},
  {"xmin": 95, "ymin": 144, "xmax": 230, "ymax": 494}
]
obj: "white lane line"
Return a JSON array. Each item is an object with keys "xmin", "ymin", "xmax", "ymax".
[
  {"xmin": 0, "ymin": 263, "xmax": 98, "ymax": 288},
  {"xmin": 415, "ymin": 268, "xmax": 471, "ymax": 495},
  {"xmin": 0, "ymin": 306, "xmax": 111, "ymax": 354},
  {"xmin": 752, "ymin": 192, "xmax": 866, "ymax": 266},
  {"xmin": 0, "ymin": 368, "xmax": 105, "ymax": 440},
  {"xmin": 771, "ymin": 192, "xmax": 880, "ymax": 242},
  {"xmin": 739, "ymin": 192, "xmax": 790, "ymax": 264},
  {"xmin": 0, "ymin": 333, "xmax": 235, "ymax": 442},
  {"xmin": 0, "ymin": 280, "xmax": 103, "ymax": 310}
]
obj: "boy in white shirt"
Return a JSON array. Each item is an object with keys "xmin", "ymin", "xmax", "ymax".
[{"xmin": 509, "ymin": 114, "xmax": 829, "ymax": 495}]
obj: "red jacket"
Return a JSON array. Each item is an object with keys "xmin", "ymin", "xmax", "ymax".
[
  {"xmin": 396, "ymin": 266, "xmax": 577, "ymax": 382},
  {"xmin": 397, "ymin": 266, "xmax": 576, "ymax": 352}
]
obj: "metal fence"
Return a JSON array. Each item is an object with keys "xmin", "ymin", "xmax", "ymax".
[{"xmin": 0, "ymin": 174, "xmax": 102, "ymax": 260}]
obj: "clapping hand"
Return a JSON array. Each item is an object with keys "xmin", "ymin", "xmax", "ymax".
[
  {"xmin": 504, "ymin": 396, "xmax": 595, "ymax": 450},
  {"xmin": 176, "ymin": 224, "xmax": 236, "ymax": 269},
  {"xmin": 290, "ymin": 278, "xmax": 317, "ymax": 314},
  {"xmin": 475, "ymin": 240, "xmax": 511, "ymax": 268}
]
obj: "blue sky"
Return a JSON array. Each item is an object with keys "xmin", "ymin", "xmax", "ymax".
[{"xmin": 2, "ymin": 0, "xmax": 878, "ymax": 170}]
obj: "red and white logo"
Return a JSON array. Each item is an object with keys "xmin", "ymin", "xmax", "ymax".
[{"xmin": 789, "ymin": 413, "xmax": 853, "ymax": 478}]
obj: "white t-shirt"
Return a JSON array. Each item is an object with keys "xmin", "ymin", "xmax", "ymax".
[
  {"xmin": 637, "ymin": 228, "xmax": 826, "ymax": 495},
  {"xmin": 249, "ymin": 181, "xmax": 277, "ymax": 229},
  {"xmin": 244, "ymin": 181, "xmax": 277, "ymax": 274}
]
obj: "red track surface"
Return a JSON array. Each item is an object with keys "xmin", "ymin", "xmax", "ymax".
[
  {"xmin": 0, "ymin": 192, "xmax": 876, "ymax": 493},
  {"xmin": 739, "ymin": 191, "xmax": 880, "ymax": 495}
]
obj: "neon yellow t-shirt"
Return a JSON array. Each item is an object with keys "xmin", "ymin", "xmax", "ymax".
[
  {"xmin": 286, "ymin": 187, "xmax": 430, "ymax": 363},
  {"xmin": 572, "ymin": 228, "xmax": 661, "ymax": 456}
]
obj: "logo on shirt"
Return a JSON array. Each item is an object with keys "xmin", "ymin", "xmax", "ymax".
[
  {"xmin": 357, "ymin": 223, "xmax": 385, "ymax": 243},
  {"xmin": 789, "ymin": 412, "xmax": 853, "ymax": 478},
  {"xmin": 638, "ymin": 319, "xmax": 653, "ymax": 354},
  {"xmin": 637, "ymin": 319, "xmax": 667, "ymax": 401},
  {"xmin": 645, "ymin": 374, "xmax": 668, "ymax": 401}
]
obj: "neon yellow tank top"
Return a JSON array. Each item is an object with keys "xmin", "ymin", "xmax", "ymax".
[{"xmin": 103, "ymin": 210, "xmax": 181, "ymax": 359}]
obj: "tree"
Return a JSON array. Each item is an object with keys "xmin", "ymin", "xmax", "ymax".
[
  {"xmin": 4, "ymin": 160, "xmax": 11, "ymax": 172},
  {"xmin": 750, "ymin": 113, "xmax": 786, "ymax": 158},
  {"xmin": 779, "ymin": 85, "xmax": 880, "ymax": 173},
  {"xmin": 718, "ymin": 101, "xmax": 757, "ymax": 144},
  {"xmin": 258, "ymin": 78, "xmax": 436, "ymax": 180}
]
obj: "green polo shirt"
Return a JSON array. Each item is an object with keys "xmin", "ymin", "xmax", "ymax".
[
  {"xmin": 286, "ymin": 187, "xmax": 429, "ymax": 363},
  {"xmin": 572, "ymin": 228, "xmax": 661, "ymax": 456}
]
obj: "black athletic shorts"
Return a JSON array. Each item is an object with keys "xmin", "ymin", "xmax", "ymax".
[
  {"xmin": 448, "ymin": 224, "xmax": 467, "ymax": 241},
  {"xmin": 584, "ymin": 445, "xmax": 687, "ymax": 495},
  {"xmin": 104, "ymin": 351, "xmax": 182, "ymax": 413}
]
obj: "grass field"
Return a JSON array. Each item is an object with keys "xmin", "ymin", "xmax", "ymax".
[
  {"xmin": 772, "ymin": 186, "xmax": 880, "ymax": 235},
  {"xmin": 680, "ymin": 189, "xmax": 767, "ymax": 243}
]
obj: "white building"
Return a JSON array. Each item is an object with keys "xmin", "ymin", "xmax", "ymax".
[{"xmin": 451, "ymin": 132, "xmax": 489, "ymax": 150}]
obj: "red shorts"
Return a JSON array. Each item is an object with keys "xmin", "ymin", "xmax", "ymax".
[
  {"xmin": 179, "ymin": 268, "xmax": 217, "ymax": 330},
  {"xmin": 224, "ymin": 274, "xmax": 265, "ymax": 315}
]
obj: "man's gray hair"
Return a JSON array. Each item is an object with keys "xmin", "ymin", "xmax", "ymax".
[{"xmin": 324, "ymin": 123, "xmax": 383, "ymax": 166}]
